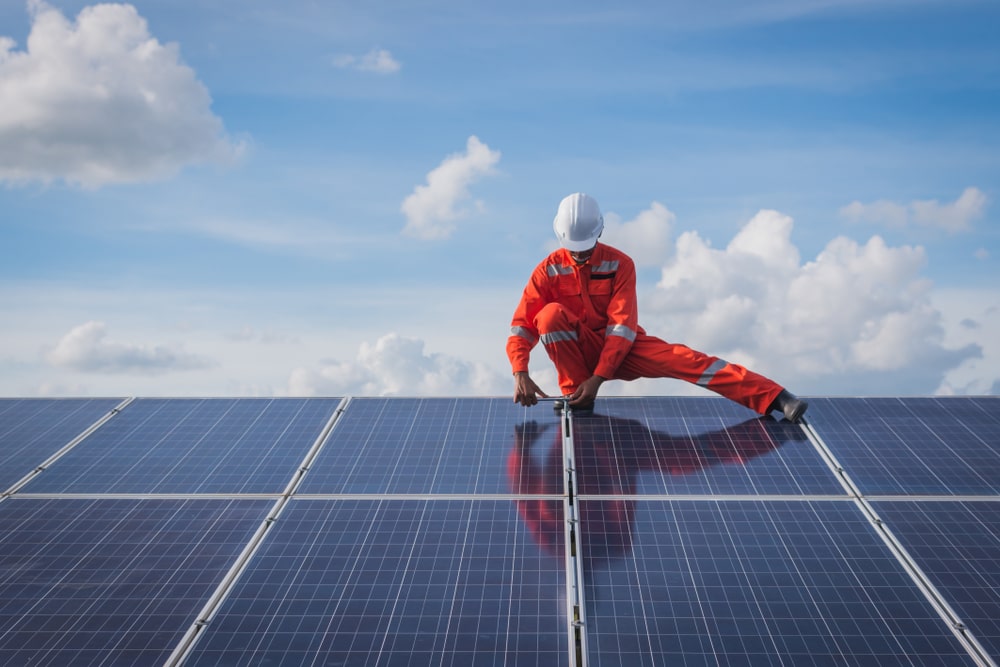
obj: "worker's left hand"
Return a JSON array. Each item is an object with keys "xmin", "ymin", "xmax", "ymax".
[{"xmin": 569, "ymin": 375, "xmax": 605, "ymax": 407}]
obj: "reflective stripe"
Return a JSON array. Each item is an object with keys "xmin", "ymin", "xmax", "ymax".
[
  {"xmin": 540, "ymin": 330, "xmax": 578, "ymax": 345},
  {"xmin": 697, "ymin": 359, "xmax": 729, "ymax": 387},
  {"xmin": 593, "ymin": 260, "xmax": 619, "ymax": 273},
  {"xmin": 547, "ymin": 264, "xmax": 574, "ymax": 276},
  {"xmin": 605, "ymin": 324, "xmax": 637, "ymax": 342},
  {"xmin": 510, "ymin": 326, "xmax": 538, "ymax": 343}
]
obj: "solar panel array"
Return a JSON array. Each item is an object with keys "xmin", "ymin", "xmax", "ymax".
[{"xmin": 1, "ymin": 395, "xmax": 998, "ymax": 666}]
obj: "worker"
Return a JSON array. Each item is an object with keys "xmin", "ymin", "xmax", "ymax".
[{"xmin": 507, "ymin": 192, "xmax": 808, "ymax": 422}]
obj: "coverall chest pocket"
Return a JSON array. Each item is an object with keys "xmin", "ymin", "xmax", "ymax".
[
  {"xmin": 589, "ymin": 275, "xmax": 614, "ymax": 312},
  {"xmin": 555, "ymin": 274, "xmax": 582, "ymax": 309}
]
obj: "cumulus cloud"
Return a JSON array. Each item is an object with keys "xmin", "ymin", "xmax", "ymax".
[
  {"xmin": 47, "ymin": 321, "xmax": 210, "ymax": 374},
  {"xmin": 0, "ymin": 1, "xmax": 243, "ymax": 187},
  {"xmin": 601, "ymin": 201, "xmax": 676, "ymax": 268},
  {"xmin": 646, "ymin": 209, "xmax": 980, "ymax": 395},
  {"xmin": 332, "ymin": 48, "xmax": 401, "ymax": 74},
  {"xmin": 288, "ymin": 333, "xmax": 508, "ymax": 397},
  {"xmin": 401, "ymin": 136, "xmax": 501, "ymax": 239},
  {"xmin": 840, "ymin": 187, "xmax": 987, "ymax": 233}
]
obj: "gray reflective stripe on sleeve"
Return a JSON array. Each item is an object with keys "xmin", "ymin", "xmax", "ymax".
[
  {"xmin": 547, "ymin": 264, "xmax": 574, "ymax": 276},
  {"xmin": 605, "ymin": 324, "xmax": 637, "ymax": 342},
  {"xmin": 594, "ymin": 260, "xmax": 619, "ymax": 273},
  {"xmin": 697, "ymin": 359, "xmax": 729, "ymax": 387},
  {"xmin": 540, "ymin": 330, "xmax": 578, "ymax": 345},
  {"xmin": 510, "ymin": 326, "xmax": 538, "ymax": 343}
]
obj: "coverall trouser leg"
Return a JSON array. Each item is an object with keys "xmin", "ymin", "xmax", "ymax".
[{"xmin": 534, "ymin": 303, "xmax": 783, "ymax": 415}]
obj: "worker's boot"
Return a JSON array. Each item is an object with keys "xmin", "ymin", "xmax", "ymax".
[{"xmin": 769, "ymin": 390, "xmax": 808, "ymax": 423}]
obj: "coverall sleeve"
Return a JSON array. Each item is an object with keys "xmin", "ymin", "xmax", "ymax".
[
  {"xmin": 506, "ymin": 264, "xmax": 548, "ymax": 374},
  {"xmin": 593, "ymin": 255, "xmax": 639, "ymax": 380}
]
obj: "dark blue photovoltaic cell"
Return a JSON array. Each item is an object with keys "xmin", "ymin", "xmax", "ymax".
[
  {"xmin": 21, "ymin": 398, "xmax": 341, "ymax": 494},
  {"xmin": 574, "ymin": 398, "xmax": 844, "ymax": 496},
  {"xmin": 581, "ymin": 499, "xmax": 976, "ymax": 666},
  {"xmin": 299, "ymin": 398, "xmax": 563, "ymax": 495},
  {"xmin": 0, "ymin": 398, "xmax": 122, "ymax": 491},
  {"xmin": 186, "ymin": 499, "xmax": 569, "ymax": 667},
  {"xmin": 0, "ymin": 497, "xmax": 271, "ymax": 667},
  {"xmin": 807, "ymin": 397, "xmax": 1000, "ymax": 495},
  {"xmin": 874, "ymin": 500, "xmax": 1000, "ymax": 662}
]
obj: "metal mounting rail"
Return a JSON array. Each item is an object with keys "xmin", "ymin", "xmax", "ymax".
[
  {"xmin": 560, "ymin": 406, "xmax": 589, "ymax": 667},
  {"xmin": 801, "ymin": 417, "xmax": 998, "ymax": 667}
]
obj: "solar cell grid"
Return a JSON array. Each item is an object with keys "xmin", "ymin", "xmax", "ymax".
[
  {"xmin": 573, "ymin": 398, "xmax": 843, "ymax": 497},
  {"xmin": 300, "ymin": 397, "xmax": 561, "ymax": 495},
  {"xmin": 0, "ymin": 497, "xmax": 271, "ymax": 667},
  {"xmin": 186, "ymin": 499, "xmax": 569, "ymax": 666},
  {"xmin": 0, "ymin": 398, "xmax": 122, "ymax": 492},
  {"xmin": 581, "ymin": 499, "xmax": 976, "ymax": 666},
  {"xmin": 20, "ymin": 398, "xmax": 340, "ymax": 495},
  {"xmin": 808, "ymin": 397, "xmax": 1000, "ymax": 495}
]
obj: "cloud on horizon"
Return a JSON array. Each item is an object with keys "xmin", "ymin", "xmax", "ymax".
[
  {"xmin": 401, "ymin": 135, "xmax": 501, "ymax": 240},
  {"xmin": 47, "ymin": 321, "xmax": 211, "ymax": 374},
  {"xmin": 288, "ymin": 333, "xmax": 508, "ymax": 396},
  {"xmin": 645, "ymin": 209, "xmax": 981, "ymax": 395},
  {"xmin": 840, "ymin": 186, "xmax": 988, "ymax": 233},
  {"xmin": 0, "ymin": 1, "xmax": 243, "ymax": 187}
]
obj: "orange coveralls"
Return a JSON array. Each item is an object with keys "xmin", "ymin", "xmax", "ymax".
[{"xmin": 506, "ymin": 243, "xmax": 783, "ymax": 414}]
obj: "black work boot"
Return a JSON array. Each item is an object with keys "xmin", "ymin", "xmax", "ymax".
[{"xmin": 769, "ymin": 390, "xmax": 808, "ymax": 423}]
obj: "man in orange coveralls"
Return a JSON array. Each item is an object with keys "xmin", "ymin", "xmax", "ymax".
[{"xmin": 507, "ymin": 192, "xmax": 808, "ymax": 422}]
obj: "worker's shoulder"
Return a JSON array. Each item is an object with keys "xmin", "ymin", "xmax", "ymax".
[{"xmin": 596, "ymin": 243, "xmax": 635, "ymax": 266}]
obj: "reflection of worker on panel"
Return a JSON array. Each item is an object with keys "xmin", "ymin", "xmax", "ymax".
[{"xmin": 508, "ymin": 416, "xmax": 799, "ymax": 563}]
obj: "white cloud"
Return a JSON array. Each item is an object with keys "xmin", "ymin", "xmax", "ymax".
[
  {"xmin": 600, "ymin": 201, "xmax": 676, "ymax": 268},
  {"xmin": 333, "ymin": 48, "xmax": 401, "ymax": 74},
  {"xmin": 840, "ymin": 187, "xmax": 988, "ymax": 233},
  {"xmin": 0, "ymin": 1, "xmax": 243, "ymax": 187},
  {"xmin": 401, "ymin": 136, "xmax": 501, "ymax": 240},
  {"xmin": 47, "ymin": 321, "xmax": 211, "ymax": 374},
  {"xmin": 646, "ymin": 209, "xmax": 980, "ymax": 395},
  {"xmin": 933, "ymin": 295, "xmax": 1000, "ymax": 396},
  {"xmin": 288, "ymin": 333, "xmax": 508, "ymax": 397}
]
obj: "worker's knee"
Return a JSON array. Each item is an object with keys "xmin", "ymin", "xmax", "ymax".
[{"xmin": 533, "ymin": 303, "xmax": 576, "ymax": 333}]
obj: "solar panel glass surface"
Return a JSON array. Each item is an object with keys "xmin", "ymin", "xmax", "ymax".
[
  {"xmin": 186, "ymin": 498, "xmax": 570, "ymax": 667},
  {"xmin": 573, "ymin": 398, "xmax": 844, "ymax": 496},
  {"xmin": 580, "ymin": 499, "xmax": 976, "ymax": 666},
  {"xmin": 0, "ymin": 398, "xmax": 121, "ymax": 491},
  {"xmin": 0, "ymin": 497, "xmax": 271, "ymax": 667},
  {"xmin": 806, "ymin": 397, "xmax": 1000, "ymax": 495},
  {"xmin": 299, "ymin": 397, "xmax": 562, "ymax": 495},
  {"xmin": 20, "ymin": 398, "xmax": 340, "ymax": 494}
]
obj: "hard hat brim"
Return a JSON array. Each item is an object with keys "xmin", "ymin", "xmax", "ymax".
[{"xmin": 559, "ymin": 235, "xmax": 600, "ymax": 252}]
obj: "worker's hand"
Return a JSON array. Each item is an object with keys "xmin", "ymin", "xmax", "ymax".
[
  {"xmin": 513, "ymin": 372, "xmax": 549, "ymax": 406},
  {"xmin": 569, "ymin": 375, "xmax": 605, "ymax": 407}
]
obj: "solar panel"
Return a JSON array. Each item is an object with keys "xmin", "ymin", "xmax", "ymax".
[
  {"xmin": 0, "ymin": 398, "xmax": 122, "ymax": 492},
  {"xmin": 805, "ymin": 397, "xmax": 1000, "ymax": 495},
  {"xmin": 20, "ymin": 398, "xmax": 341, "ymax": 495},
  {"xmin": 873, "ymin": 500, "xmax": 1000, "ymax": 660},
  {"xmin": 0, "ymin": 497, "xmax": 272, "ymax": 667},
  {"xmin": 185, "ymin": 499, "xmax": 570, "ymax": 666},
  {"xmin": 579, "ymin": 499, "xmax": 977, "ymax": 666},
  {"xmin": 298, "ymin": 398, "xmax": 562, "ymax": 495},
  {"xmin": 573, "ymin": 398, "xmax": 844, "ymax": 497},
  {"xmin": 2, "ymin": 396, "xmax": 998, "ymax": 666}
]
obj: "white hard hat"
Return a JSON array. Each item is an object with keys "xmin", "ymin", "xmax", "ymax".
[{"xmin": 553, "ymin": 193, "xmax": 603, "ymax": 251}]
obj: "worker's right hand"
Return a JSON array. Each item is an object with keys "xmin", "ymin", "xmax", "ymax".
[{"xmin": 513, "ymin": 372, "xmax": 549, "ymax": 406}]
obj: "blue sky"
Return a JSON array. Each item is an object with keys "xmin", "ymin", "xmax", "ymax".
[{"xmin": 1, "ymin": 0, "xmax": 998, "ymax": 398}]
